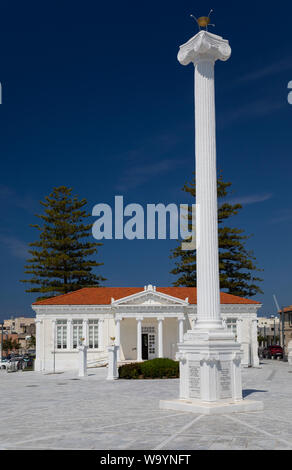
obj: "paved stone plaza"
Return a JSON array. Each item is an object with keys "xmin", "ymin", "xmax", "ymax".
[{"xmin": 0, "ymin": 360, "xmax": 292, "ymax": 450}]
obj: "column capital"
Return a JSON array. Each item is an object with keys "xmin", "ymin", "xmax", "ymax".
[
  {"xmin": 178, "ymin": 31, "xmax": 231, "ymax": 66},
  {"xmin": 178, "ymin": 316, "xmax": 185, "ymax": 322},
  {"xmin": 157, "ymin": 317, "xmax": 165, "ymax": 322},
  {"xmin": 136, "ymin": 317, "xmax": 144, "ymax": 322}
]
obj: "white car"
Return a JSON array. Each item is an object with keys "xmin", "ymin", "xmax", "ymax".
[
  {"xmin": 0, "ymin": 359, "xmax": 8, "ymax": 370},
  {"xmin": 0, "ymin": 359, "xmax": 19, "ymax": 371}
]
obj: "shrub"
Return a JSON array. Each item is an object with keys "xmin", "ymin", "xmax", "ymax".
[
  {"xmin": 141, "ymin": 358, "xmax": 179, "ymax": 378},
  {"xmin": 118, "ymin": 362, "xmax": 142, "ymax": 379},
  {"xmin": 119, "ymin": 358, "xmax": 179, "ymax": 379}
]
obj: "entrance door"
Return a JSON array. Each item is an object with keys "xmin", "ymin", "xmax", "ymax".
[
  {"xmin": 148, "ymin": 333, "xmax": 156, "ymax": 360},
  {"xmin": 142, "ymin": 334, "xmax": 148, "ymax": 360},
  {"xmin": 141, "ymin": 326, "xmax": 156, "ymax": 360}
]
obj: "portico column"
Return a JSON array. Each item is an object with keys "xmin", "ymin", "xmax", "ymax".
[
  {"xmin": 35, "ymin": 319, "xmax": 43, "ymax": 371},
  {"xmin": 251, "ymin": 319, "xmax": 260, "ymax": 367},
  {"xmin": 136, "ymin": 318, "xmax": 143, "ymax": 362},
  {"xmin": 236, "ymin": 318, "xmax": 243, "ymax": 344},
  {"xmin": 51, "ymin": 319, "xmax": 56, "ymax": 373},
  {"xmin": 98, "ymin": 319, "xmax": 104, "ymax": 349},
  {"xmin": 67, "ymin": 319, "xmax": 73, "ymax": 350},
  {"xmin": 115, "ymin": 318, "xmax": 121, "ymax": 362},
  {"xmin": 83, "ymin": 319, "xmax": 88, "ymax": 346},
  {"xmin": 178, "ymin": 317, "xmax": 184, "ymax": 343},
  {"xmin": 51, "ymin": 320, "xmax": 56, "ymax": 350},
  {"xmin": 158, "ymin": 318, "xmax": 164, "ymax": 358},
  {"xmin": 237, "ymin": 318, "xmax": 248, "ymax": 367}
]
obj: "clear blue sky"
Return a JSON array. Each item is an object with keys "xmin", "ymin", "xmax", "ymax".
[{"xmin": 0, "ymin": 0, "xmax": 291, "ymax": 321}]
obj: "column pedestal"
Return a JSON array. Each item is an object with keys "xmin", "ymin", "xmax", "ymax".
[
  {"xmin": 107, "ymin": 345, "xmax": 119, "ymax": 380},
  {"xmin": 78, "ymin": 344, "xmax": 88, "ymax": 377},
  {"xmin": 160, "ymin": 328, "xmax": 263, "ymax": 414}
]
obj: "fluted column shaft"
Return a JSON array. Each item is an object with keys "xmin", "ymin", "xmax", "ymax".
[
  {"xmin": 115, "ymin": 319, "xmax": 121, "ymax": 362},
  {"xmin": 178, "ymin": 318, "xmax": 184, "ymax": 343},
  {"xmin": 158, "ymin": 319, "xmax": 164, "ymax": 358},
  {"xmin": 195, "ymin": 59, "xmax": 222, "ymax": 329},
  {"xmin": 35, "ymin": 319, "xmax": 43, "ymax": 371}
]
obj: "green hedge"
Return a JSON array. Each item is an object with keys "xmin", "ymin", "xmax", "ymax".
[{"xmin": 119, "ymin": 358, "xmax": 179, "ymax": 379}]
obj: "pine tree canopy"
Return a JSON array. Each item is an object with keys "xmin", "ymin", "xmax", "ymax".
[
  {"xmin": 170, "ymin": 174, "xmax": 263, "ymax": 298},
  {"xmin": 21, "ymin": 186, "xmax": 106, "ymax": 300}
]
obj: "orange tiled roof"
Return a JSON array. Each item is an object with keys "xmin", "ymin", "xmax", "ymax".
[
  {"xmin": 33, "ymin": 287, "xmax": 261, "ymax": 306},
  {"xmin": 282, "ymin": 305, "xmax": 292, "ymax": 313}
]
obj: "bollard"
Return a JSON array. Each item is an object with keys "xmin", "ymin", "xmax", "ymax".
[
  {"xmin": 77, "ymin": 344, "xmax": 88, "ymax": 377},
  {"xmin": 107, "ymin": 345, "xmax": 119, "ymax": 380}
]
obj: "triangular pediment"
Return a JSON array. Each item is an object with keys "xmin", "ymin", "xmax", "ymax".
[{"xmin": 112, "ymin": 287, "xmax": 188, "ymax": 307}]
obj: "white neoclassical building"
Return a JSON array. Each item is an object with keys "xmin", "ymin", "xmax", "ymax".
[{"xmin": 32, "ymin": 285, "xmax": 261, "ymax": 372}]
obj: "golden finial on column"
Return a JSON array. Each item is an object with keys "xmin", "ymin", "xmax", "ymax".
[{"xmin": 190, "ymin": 9, "xmax": 215, "ymax": 31}]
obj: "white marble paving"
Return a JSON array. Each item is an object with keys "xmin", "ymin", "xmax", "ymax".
[{"xmin": 0, "ymin": 360, "xmax": 292, "ymax": 450}]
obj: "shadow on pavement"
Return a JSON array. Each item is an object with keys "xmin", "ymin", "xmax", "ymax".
[{"xmin": 243, "ymin": 389, "xmax": 268, "ymax": 398}]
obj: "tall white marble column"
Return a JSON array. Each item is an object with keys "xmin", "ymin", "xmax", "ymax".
[
  {"xmin": 178, "ymin": 32, "xmax": 231, "ymax": 330},
  {"xmin": 160, "ymin": 28, "xmax": 263, "ymax": 415}
]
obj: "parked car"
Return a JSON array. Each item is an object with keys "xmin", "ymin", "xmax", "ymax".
[
  {"xmin": 0, "ymin": 356, "xmax": 22, "ymax": 370},
  {"xmin": 262, "ymin": 345, "xmax": 284, "ymax": 359},
  {"xmin": 0, "ymin": 359, "xmax": 8, "ymax": 370}
]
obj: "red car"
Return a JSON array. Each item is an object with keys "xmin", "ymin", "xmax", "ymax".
[{"xmin": 262, "ymin": 345, "xmax": 283, "ymax": 359}]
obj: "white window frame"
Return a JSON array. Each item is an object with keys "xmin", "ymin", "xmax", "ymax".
[
  {"xmin": 226, "ymin": 318, "xmax": 237, "ymax": 338},
  {"xmin": 73, "ymin": 320, "xmax": 83, "ymax": 349},
  {"xmin": 88, "ymin": 320, "xmax": 99, "ymax": 349},
  {"xmin": 56, "ymin": 320, "xmax": 67, "ymax": 350}
]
